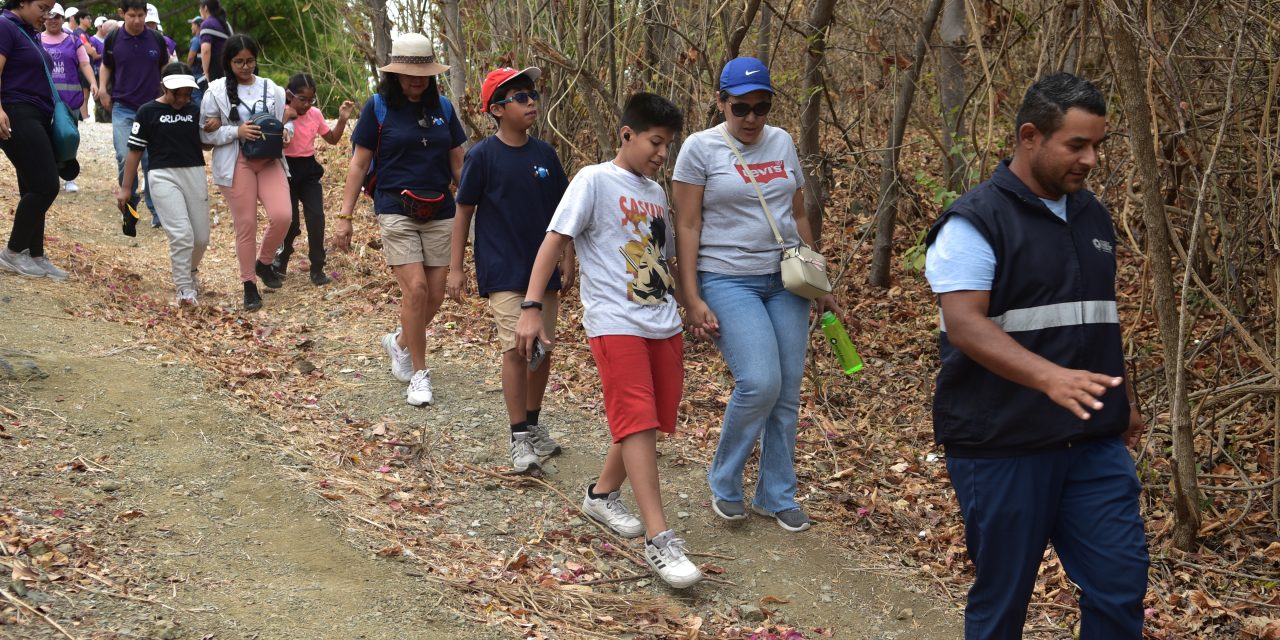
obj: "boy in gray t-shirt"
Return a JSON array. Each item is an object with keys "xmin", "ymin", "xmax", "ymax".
[{"xmin": 514, "ymin": 94, "xmax": 707, "ymax": 590}]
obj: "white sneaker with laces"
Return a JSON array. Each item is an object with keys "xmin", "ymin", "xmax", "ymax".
[
  {"xmin": 509, "ymin": 433, "xmax": 540, "ymax": 474},
  {"xmin": 176, "ymin": 288, "xmax": 198, "ymax": 306},
  {"xmin": 0, "ymin": 248, "xmax": 45, "ymax": 278},
  {"xmin": 25, "ymin": 251, "xmax": 67, "ymax": 281},
  {"xmin": 581, "ymin": 485, "xmax": 644, "ymax": 538},
  {"xmin": 528, "ymin": 423, "xmax": 562, "ymax": 456},
  {"xmin": 382, "ymin": 330, "xmax": 413, "ymax": 382},
  {"xmin": 406, "ymin": 369, "xmax": 433, "ymax": 406},
  {"xmin": 644, "ymin": 529, "xmax": 702, "ymax": 589},
  {"xmin": 64, "ymin": 180, "xmax": 79, "ymax": 193}
]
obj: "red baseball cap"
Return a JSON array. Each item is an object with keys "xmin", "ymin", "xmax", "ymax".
[{"xmin": 480, "ymin": 67, "xmax": 541, "ymax": 113}]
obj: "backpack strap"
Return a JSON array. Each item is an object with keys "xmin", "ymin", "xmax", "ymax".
[
  {"xmin": 373, "ymin": 93, "xmax": 387, "ymax": 126},
  {"xmin": 151, "ymin": 29, "xmax": 167, "ymax": 69},
  {"xmin": 438, "ymin": 95, "xmax": 453, "ymax": 123},
  {"xmin": 103, "ymin": 27, "xmax": 116, "ymax": 70}
]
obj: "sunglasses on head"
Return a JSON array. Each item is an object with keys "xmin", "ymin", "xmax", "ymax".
[
  {"xmin": 492, "ymin": 90, "xmax": 539, "ymax": 107},
  {"xmin": 729, "ymin": 101, "xmax": 772, "ymax": 118}
]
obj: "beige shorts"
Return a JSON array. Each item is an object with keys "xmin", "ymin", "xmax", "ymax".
[
  {"xmin": 489, "ymin": 290, "xmax": 560, "ymax": 353},
  {"xmin": 377, "ymin": 214, "xmax": 453, "ymax": 267}
]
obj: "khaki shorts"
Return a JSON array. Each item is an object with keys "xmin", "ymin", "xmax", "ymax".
[
  {"xmin": 377, "ymin": 214, "xmax": 453, "ymax": 267},
  {"xmin": 489, "ymin": 290, "xmax": 560, "ymax": 353}
]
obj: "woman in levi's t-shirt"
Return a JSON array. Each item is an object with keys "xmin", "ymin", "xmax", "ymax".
[{"xmin": 277, "ymin": 72, "xmax": 354, "ymax": 285}]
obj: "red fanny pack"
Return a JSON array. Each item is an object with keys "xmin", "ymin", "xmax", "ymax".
[{"xmin": 399, "ymin": 190, "xmax": 445, "ymax": 220}]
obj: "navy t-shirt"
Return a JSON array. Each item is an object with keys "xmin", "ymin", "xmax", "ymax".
[
  {"xmin": 350, "ymin": 94, "xmax": 466, "ymax": 219},
  {"xmin": 457, "ymin": 135, "xmax": 568, "ymax": 296}
]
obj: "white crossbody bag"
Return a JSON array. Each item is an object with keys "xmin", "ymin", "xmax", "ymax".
[{"xmin": 717, "ymin": 124, "xmax": 832, "ymax": 300}]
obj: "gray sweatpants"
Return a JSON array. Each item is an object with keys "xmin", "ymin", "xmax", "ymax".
[{"xmin": 149, "ymin": 166, "xmax": 210, "ymax": 294}]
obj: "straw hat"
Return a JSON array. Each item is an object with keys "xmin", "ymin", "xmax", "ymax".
[{"xmin": 378, "ymin": 33, "xmax": 449, "ymax": 77}]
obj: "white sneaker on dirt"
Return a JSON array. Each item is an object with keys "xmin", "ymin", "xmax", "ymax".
[
  {"xmin": 406, "ymin": 369, "xmax": 433, "ymax": 406},
  {"xmin": 0, "ymin": 248, "xmax": 45, "ymax": 278},
  {"xmin": 528, "ymin": 423, "xmax": 562, "ymax": 457},
  {"xmin": 64, "ymin": 180, "xmax": 79, "ymax": 193},
  {"xmin": 644, "ymin": 529, "xmax": 702, "ymax": 589},
  {"xmin": 24, "ymin": 251, "xmax": 67, "ymax": 281},
  {"xmin": 382, "ymin": 330, "xmax": 413, "ymax": 382},
  {"xmin": 509, "ymin": 433, "xmax": 540, "ymax": 474},
  {"xmin": 176, "ymin": 289, "xmax": 198, "ymax": 306},
  {"xmin": 581, "ymin": 485, "xmax": 644, "ymax": 538}
]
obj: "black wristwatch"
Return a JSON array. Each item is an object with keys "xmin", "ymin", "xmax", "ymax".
[{"xmin": 520, "ymin": 300, "xmax": 543, "ymax": 311}]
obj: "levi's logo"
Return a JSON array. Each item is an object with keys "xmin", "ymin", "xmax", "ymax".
[{"xmin": 735, "ymin": 160, "xmax": 786, "ymax": 184}]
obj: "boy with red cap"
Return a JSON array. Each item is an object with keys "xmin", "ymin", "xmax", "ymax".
[{"xmin": 448, "ymin": 67, "xmax": 573, "ymax": 475}]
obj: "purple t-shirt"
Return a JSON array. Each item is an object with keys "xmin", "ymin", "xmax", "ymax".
[
  {"xmin": 163, "ymin": 35, "xmax": 176, "ymax": 58},
  {"xmin": 198, "ymin": 16, "xmax": 228, "ymax": 80},
  {"xmin": 0, "ymin": 10, "xmax": 55, "ymax": 117},
  {"xmin": 90, "ymin": 34, "xmax": 104, "ymax": 72},
  {"xmin": 108, "ymin": 27, "xmax": 165, "ymax": 110}
]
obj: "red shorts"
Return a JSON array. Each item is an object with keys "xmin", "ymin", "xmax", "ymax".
[{"xmin": 588, "ymin": 334, "xmax": 683, "ymax": 443}]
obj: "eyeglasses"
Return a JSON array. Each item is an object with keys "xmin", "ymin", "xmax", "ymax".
[
  {"xmin": 729, "ymin": 101, "xmax": 772, "ymax": 118},
  {"xmin": 290, "ymin": 94, "xmax": 316, "ymax": 105},
  {"xmin": 230, "ymin": 58, "xmax": 256, "ymax": 68},
  {"xmin": 492, "ymin": 90, "xmax": 539, "ymax": 107}
]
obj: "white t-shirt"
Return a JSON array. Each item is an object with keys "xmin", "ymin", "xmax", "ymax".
[
  {"xmin": 548, "ymin": 161, "xmax": 681, "ymax": 339},
  {"xmin": 672, "ymin": 124, "xmax": 806, "ymax": 276},
  {"xmin": 234, "ymin": 78, "xmax": 274, "ymax": 122}
]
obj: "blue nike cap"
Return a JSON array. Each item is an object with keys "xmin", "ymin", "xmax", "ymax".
[{"xmin": 720, "ymin": 57, "xmax": 774, "ymax": 96}]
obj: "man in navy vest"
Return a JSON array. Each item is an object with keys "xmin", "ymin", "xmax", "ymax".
[{"xmin": 924, "ymin": 73, "xmax": 1148, "ymax": 639}]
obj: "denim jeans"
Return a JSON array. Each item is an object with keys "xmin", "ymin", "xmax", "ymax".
[
  {"xmin": 111, "ymin": 103, "xmax": 155, "ymax": 219},
  {"xmin": 700, "ymin": 270, "xmax": 810, "ymax": 513}
]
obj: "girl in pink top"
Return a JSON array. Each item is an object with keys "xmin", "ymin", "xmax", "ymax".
[{"xmin": 276, "ymin": 72, "xmax": 354, "ymax": 285}]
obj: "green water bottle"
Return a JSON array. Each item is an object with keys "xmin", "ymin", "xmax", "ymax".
[{"xmin": 821, "ymin": 311, "xmax": 864, "ymax": 374}]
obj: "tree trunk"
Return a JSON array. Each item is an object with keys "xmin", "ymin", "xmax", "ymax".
[
  {"xmin": 938, "ymin": 0, "xmax": 968, "ymax": 194},
  {"xmin": 439, "ymin": 0, "xmax": 470, "ymax": 140},
  {"xmin": 868, "ymin": 0, "xmax": 945, "ymax": 288},
  {"xmin": 799, "ymin": 0, "xmax": 838, "ymax": 246},
  {"xmin": 756, "ymin": 4, "xmax": 772, "ymax": 66},
  {"xmin": 1107, "ymin": 4, "xmax": 1201, "ymax": 550},
  {"xmin": 723, "ymin": 0, "xmax": 763, "ymax": 65},
  {"xmin": 367, "ymin": 0, "xmax": 392, "ymax": 73}
]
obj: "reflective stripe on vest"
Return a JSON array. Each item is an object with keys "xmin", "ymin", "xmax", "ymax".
[{"xmin": 939, "ymin": 300, "xmax": 1118, "ymax": 333}]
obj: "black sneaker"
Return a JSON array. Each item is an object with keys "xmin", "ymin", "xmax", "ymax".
[
  {"xmin": 255, "ymin": 261, "xmax": 283, "ymax": 289},
  {"xmin": 243, "ymin": 281, "xmax": 263, "ymax": 311},
  {"xmin": 309, "ymin": 270, "xmax": 332, "ymax": 286},
  {"xmin": 272, "ymin": 256, "xmax": 288, "ymax": 277}
]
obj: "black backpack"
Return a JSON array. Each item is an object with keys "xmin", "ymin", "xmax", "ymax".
[{"xmin": 238, "ymin": 80, "xmax": 285, "ymax": 159}]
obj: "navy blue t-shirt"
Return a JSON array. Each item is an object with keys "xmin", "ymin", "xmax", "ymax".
[
  {"xmin": 350, "ymin": 94, "xmax": 466, "ymax": 218},
  {"xmin": 457, "ymin": 135, "xmax": 569, "ymax": 296}
]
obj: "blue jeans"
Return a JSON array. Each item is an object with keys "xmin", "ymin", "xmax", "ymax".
[
  {"xmin": 700, "ymin": 271, "xmax": 810, "ymax": 513},
  {"xmin": 947, "ymin": 438, "xmax": 1149, "ymax": 639},
  {"xmin": 111, "ymin": 103, "xmax": 155, "ymax": 219}
]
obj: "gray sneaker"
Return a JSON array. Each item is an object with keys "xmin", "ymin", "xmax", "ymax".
[
  {"xmin": 527, "ymin": 423, "xmax": 562, "ymax": 457},
  {"xmin": 509, "ymin": 433, "xmax": 540, "ymax": 474},
  {"xmin": 0, "ymin": 248, "xmax": 44, "ymax": 278},
  {"xmin": 25, "ymin": 251, "xmax": 68, "ymax": 281},
  {"xmin": 752, "ymin": 505, "xmax": 812, "ymax": 532},
  {"xmin": 711, "ymin": 497, "xmax": 747, "ymax": 520}
]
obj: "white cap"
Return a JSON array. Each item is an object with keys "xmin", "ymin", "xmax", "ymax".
[
  {"xmin": 94, "ymin": 16, "xmax": 107, "ymax": 27},
  {"xmin": 48, "ymin": 3, "xmax": 65, "ymax": 17},
  {"xmin": 162, "ymin": 74, "xmax": 199, "ymax": 91},
  {"xmin": 64, "ymin": 6, "xmax": 79, "ymax": 19},
  {"xmin": 145, "ymin": 3, "xmax": 160, "ymax": 24}
]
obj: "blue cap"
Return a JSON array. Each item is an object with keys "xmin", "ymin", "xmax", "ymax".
[{"xmin": 719, "ymin": 57, "xmax": 773, "ymax": 96}]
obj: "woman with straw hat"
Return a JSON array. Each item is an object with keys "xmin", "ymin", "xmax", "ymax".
[{"xmin": 336, "ymin": 33, "xmax": 466, "ymax": 408}]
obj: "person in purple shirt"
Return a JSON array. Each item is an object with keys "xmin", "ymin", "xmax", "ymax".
[
  {"xmin": 100, "ymin": 0, "xmax": 166, "ymax": 225},
  {"xmin": 144, "ymin": 4, "xmax": 175, "ymax": 61},
  {"xmin": 196, "ymin": 0, "xmax": 228, "ymax": 86},
  {"xmin": 0, "ymin": 0, "xmax": 71, "ymax": 280}
]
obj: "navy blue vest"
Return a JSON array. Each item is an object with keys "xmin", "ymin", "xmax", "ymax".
[{"xmin": 926, "ymin": 160, "xmax": 1128, "ymax": 457}]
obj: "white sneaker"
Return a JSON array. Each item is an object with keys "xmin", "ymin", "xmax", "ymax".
[
  {"xmin": 64, "ymin": 180, "xmax": 79, "ymax": 193},
  {"xmin": 0, "ymin": 248, "xmax": 45, "ymax": 278},
  {"xmin": 644, "ymin": 529, "xmax": 702, "ymax": 589},
  {"xmin": 23, "ymin": 251, "xmax": 68, "ymax": 281},
  {"xmin": 528, "ymin": 423, "xmax": 562, "ymax": 456},
  {"xmin": 509, "ymin": 433, "xmax": 540, "ymax": 474},
  {"xmin": 581, "ymin": 485, "xmax": 644, "ymax": 538},
  {"xmin": 382, "ymin": 330, "xmax": 413, "ymax": 382},
  {"xmin": 406, "ymin": 369, "xmax": 433, "ymax": 406},
  {"xmin": 176, "ymin": 288, "xmax": 198, "ymax": 306}
]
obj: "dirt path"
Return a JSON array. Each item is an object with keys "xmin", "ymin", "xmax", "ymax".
[{"xmin": 1, "ymin": 120, "xmax": 961, "ymax": 639}]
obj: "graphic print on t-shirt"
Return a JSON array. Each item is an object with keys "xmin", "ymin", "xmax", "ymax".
[
  {"xmin": 734, "ymin": 159, "xmax": 787, "ymax": 184},
  {"xmin": 617, "ymin": 195, "xmax": 674, "ymax": 305}
]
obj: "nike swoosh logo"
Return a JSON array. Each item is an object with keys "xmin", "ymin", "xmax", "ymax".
[{"xmin": 744, "ymin": 70, "xmax": 760, "ymax": 76}]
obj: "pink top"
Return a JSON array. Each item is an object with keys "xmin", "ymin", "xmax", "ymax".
[
  {"xmin": 40, "ymin": 32, "xmax": 90, "ymax": 64},
  {"xmin": 284, "ymin": 107, "xmax": 332, "ymax": 158}
]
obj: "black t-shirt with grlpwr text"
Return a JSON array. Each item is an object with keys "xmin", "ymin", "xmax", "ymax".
[{"xmin": 127, "ymin": 99, "xmax": 205, "ymax": 170}]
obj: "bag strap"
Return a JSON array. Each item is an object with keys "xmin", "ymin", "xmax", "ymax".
[
  {"xmin": 717, "ymin": 123, "xmax": 785, "ymax": 246},
  {"xmin": 19, "ymin": 28, "xmax": 67, "ymax": 108}
]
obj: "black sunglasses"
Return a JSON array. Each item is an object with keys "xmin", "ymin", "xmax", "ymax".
[
  {"xmin": 729, "ymin": 101, "xmax": 772, "ymax": 118},
  {"xmin": 492, "ymin": 90, "xmax": 540, "ymax": 107}
]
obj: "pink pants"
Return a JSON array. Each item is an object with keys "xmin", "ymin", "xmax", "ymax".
[{"xmin": 218, "ymin": 156, "xmax": 292, "ymax": 282}]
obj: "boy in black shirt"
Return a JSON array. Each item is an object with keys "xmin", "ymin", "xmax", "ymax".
[{"xmin": 117, "ymin": 63, "xmax": 209, "ymax": 305}]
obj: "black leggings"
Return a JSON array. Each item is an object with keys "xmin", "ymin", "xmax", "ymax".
[
  {"xmin": 281, "ymin": 155, "xmax": 326, "ymax": 272},
  {"xmin": 0, "ymin": 102, "xmax": 59, "ymax": 257}
]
